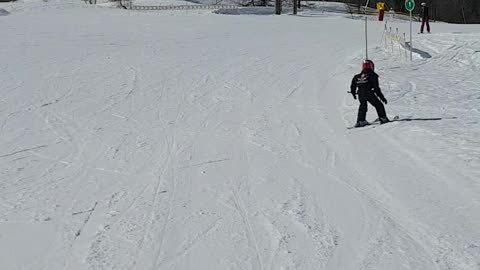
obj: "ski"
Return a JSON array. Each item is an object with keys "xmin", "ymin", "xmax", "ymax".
[{"xmin": 347, "ymin": 116, "xmax": 399, "ymax": 129}]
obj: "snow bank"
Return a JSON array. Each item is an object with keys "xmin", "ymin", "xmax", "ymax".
[
  {"xmin": 0, "ymin": 0, "xmax": 83, "ymax": 14},
  {"xmin": 303, "ymin": 1, "xmax": 348, "ymax": 14},
  {"xmin": 215, "ymin": 7, "xmax": 273, "ymax": 15},
  {"xmin": 133, "ymin": 0, "xmax": 199, "ymax": 5}
]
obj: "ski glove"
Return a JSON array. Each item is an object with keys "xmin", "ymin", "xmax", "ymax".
[
  {"xmin": 352, "ymin": 93, "xmax": 357, "ymax": 100},
  {"xmin": 381, "ymin": 97, "xmax": 387, "ymax": 104}
]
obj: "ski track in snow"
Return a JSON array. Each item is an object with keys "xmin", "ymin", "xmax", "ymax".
[{"xmin": 1, "ymin": 1, "xmax": 480, "ymax": 270}]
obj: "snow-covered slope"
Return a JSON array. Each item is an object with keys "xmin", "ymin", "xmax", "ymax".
[{"xmin": 1, "ymin": 2, "xmax": 479, "ymax": 270}]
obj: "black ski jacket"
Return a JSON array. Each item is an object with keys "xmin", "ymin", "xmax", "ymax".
[
  {"xmin": 420, "ymin": 6, "xmax": 429, "ymax": 19},
  {"xmin": 350, "ymin": 70, "xmax": 386, "ymax": 101}
]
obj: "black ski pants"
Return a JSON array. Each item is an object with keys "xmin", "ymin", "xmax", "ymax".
[
  {"xmin": 421, "ymin": 17, "xmax": 430, "ymax": 33},
  {"xmin": 357, "ymin": 91, "xmax": 387, "ymax": 122}
]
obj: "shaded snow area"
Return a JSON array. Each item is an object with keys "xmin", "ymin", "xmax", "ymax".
[
  {"xmin": 0, "ymin": 8, "xmax": 9, "ymax": 16},
  {"xmin": 1, "ymin": 1, "xmax": 480, "ymax": 270}
]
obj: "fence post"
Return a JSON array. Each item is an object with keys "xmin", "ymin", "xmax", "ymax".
[
  {"xmin": 384, "ymin": 23, "xmax": 388, "ymax": 48},
  {"xmin": 390, "ymin": 27, "xmax": 394, "ymax": 53}
]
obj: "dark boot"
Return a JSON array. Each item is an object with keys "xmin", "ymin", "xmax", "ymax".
[
  {"xmin": 379, "ymin": 117, "xmax": 390, "ymax": 124},
  {"xmin": 354, "ymin": 121, "xmax": 369, "ymax": 127}
]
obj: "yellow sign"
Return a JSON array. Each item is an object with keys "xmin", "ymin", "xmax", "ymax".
[{"xmin": 376, "ymin": 2, "xmax": 385, "ymax": 12}]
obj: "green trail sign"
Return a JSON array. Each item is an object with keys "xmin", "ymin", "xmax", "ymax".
[{"xmin": 405, "ymin": 0, "xmax": 415, "ymax": 12}]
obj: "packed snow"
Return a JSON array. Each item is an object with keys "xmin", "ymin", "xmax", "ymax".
[{"xmin": 1, "ymin": 1, "xmax": 479, "ymax": 270}]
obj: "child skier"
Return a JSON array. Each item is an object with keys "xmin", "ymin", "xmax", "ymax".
[{"xmin": 350, "ymin": 60, "xmax": 389, "ymax": 127}]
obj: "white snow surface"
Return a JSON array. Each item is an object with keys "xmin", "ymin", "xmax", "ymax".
[{"xmin": 1, "ymin": 2, "xmax": 480, "ymax": 270}]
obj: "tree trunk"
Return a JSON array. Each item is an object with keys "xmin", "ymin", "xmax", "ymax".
[
  {"xmin": 275, "ymin": 0, "xmax": 282, "ymax": 15},
  {"xmin": 293, "ymin": 0, "xmax": 297, "ymax": 14}
]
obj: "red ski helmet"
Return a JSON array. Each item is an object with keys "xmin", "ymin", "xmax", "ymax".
[{"xmin": 362, "ymin": 59, "xmax": 375, "ymax": 71}]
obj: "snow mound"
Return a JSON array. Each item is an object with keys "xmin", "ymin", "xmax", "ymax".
[
  {"xmin": 0, "ymin": 8, "xmax": 10, "ymax": 16},
  {"xmin": 214, "ymin": 7, "xmax": 273, "ymax": 15}
]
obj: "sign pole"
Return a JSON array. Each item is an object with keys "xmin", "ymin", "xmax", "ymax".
[
  {"xmin": 410, "ymin": 10, "xmax": 412, "ymax": 60},
  {"xmin": 405, "ymin": 0, "xmax": 415, "ymax": 61},
  {"xmin": 365, "ymin": 16, "xmax": 368, "ymax": 59}
]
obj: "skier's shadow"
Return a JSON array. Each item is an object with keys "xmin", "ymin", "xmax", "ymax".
[
  {"xmin": 393, "ymin": 116, "xmax": 457, "ymax": 122},
  {"xmin": 404, "ymin": 42, "xmax": 432, "ymax": 59}
]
